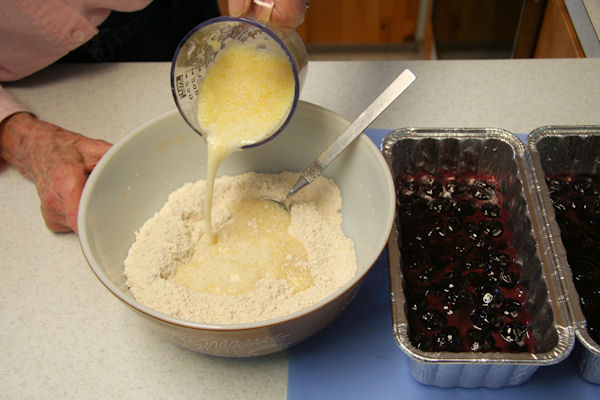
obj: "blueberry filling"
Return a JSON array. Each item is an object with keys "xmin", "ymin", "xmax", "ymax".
[
  {"xmin": 546, "ymin": 173, "xmax": 600, "ymax": 344},
  {"xmin": 396, "ymin": 173, "xmax": 534, "ymax": 352}
]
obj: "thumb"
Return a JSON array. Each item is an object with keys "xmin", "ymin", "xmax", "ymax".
[
  {"xmin": 228, "ymin": 0, "xmax": 253, "ymax": 17},
  {"xmin": 77, "ymin": 138, "xmax": 112, "ymax": 172},
  {"xmin": 61, "ymin": 164, "xmax": 88, "ymax": 233}
]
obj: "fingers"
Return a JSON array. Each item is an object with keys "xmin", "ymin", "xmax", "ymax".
[
  {"xmin": 228, "ymin": 0, "xmax": 253, "ymax": 17},
  {"xmin": 41, "ymin": 206, "xmax": 71, "ymax": 233},
  {"xmin": 229, "ymin": 0, "xmax": 307, "ymax": 29},
  {"xmin": 61, "ymin": 166, "xmax": 87, "ymax": 233},
  {"xmin": 77, "ymin": 137, "xmax": 112, "ymax": 172},
  {"xmin": 269, "ymin": 0, "xmax": 306, "ymax": 29},
  {"xmin": 39, "ymin": 178, "xmax": 70, "ymax": 233},
  {"xmin": 41, "ymin": 138, "xmax": 108, "ymax": 233},
  {"xmin": 250, "ymin": 0, "xmax": 275, "ymax": 25},
  {"xmin": 38, "ymin": 161, "xmax": 88, "ymax": 233}
]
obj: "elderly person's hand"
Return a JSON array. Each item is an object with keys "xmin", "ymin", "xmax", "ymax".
[
  {"xmin": 0, "ymin": 112, "xmax": 111, "ymax": 233},
  {"xmin": 228, "ymin": 0, "xmax": 307, "ymax": 29}
]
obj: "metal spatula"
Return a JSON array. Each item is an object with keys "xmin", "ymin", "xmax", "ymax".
[{"xmin": 273, "ymin": 69, "xmax": 416, "ymax": 210}]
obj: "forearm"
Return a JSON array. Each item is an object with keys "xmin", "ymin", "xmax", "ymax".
[
  {"xmin": 0, "ymin": 112, "xmax": 40, "ymax": 180},
  {"xmin": 0, "ymin": 84, "xmax": 31, "ymax": 172}
]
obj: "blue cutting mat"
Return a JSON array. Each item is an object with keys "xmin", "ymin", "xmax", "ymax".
[{"xmin": 287, "ymin": 130, "xmax": 600, "ymax": 400}]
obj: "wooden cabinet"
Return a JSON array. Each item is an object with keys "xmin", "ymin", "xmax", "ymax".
[
  {"xmin": 535, "ymin": 0, "xmax": 585, "ymax": 57},
  {"xmin": 296, "ymin": 0, "xmax": 420, "ymax": 44},
  {"xmin": 218, "ymin": 0, "xmax": 421, "ymax": 45},
  {"xmin": 216, "ymin": 0, "xmax": 586, "ymax": 59}
]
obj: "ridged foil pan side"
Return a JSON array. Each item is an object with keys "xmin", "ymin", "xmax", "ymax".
[
  {"xmin": 383, "ymin": 128, "xmax": 574, "ymax": 388},
  {"xmin": 527, "ymin": 126, "xmax": 600, "ymax": 384}
]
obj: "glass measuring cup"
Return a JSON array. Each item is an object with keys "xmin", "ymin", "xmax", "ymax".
[{"xmin": 170, "ymin": 16, "xmax": 308, "ymax": 148}]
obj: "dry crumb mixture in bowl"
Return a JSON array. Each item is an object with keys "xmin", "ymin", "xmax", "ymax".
[
  {"xmin": 79, "ymin": 101, "xmax": 395, "ymax": 357},
  {"xmin": 124, "ymin": 171, "xmax": 357, "ymax": 325}
]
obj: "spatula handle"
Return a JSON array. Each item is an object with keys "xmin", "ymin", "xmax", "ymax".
[{"xmin": 289, "ymin": 69, "xmax": 416, "ymax": 195}]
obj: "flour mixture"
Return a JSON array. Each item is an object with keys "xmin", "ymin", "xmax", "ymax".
[{"xmin": 124, "ymin": 171, "xmax": 357, "ymax": 324}]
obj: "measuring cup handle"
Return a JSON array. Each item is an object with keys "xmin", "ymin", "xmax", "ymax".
[{"xmin": 252, "ymin": 0, "xmax": 275, "ymax": 25}]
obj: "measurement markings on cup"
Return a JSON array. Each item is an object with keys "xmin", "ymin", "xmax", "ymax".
[
  {"xmin": 176, "ymin": 70, "xmax": 200, "ymax": 100},
  {"xmin": 176, "ymin": 75, "xmax": 186, "ymax": 99}
]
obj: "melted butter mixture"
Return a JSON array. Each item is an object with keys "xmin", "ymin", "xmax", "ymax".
[
  {"xmin": 174, "ymin": 39, "xmax": 305, "ymax": 295},
  {"xmin": 197, "ymin": 41, "xmax": 295, "ymax": 244},
  {"xmin": 197, "ymin": 42, "xmax": 295, "ymax": 147},
  {"xmin": 173, "ymin": 199, "xmax": 312, "ymax": 296}
]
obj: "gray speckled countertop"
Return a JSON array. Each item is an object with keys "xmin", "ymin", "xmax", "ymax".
[{"xmin": 2, "ymin": 59, "xmax": 600, "ymax": 399}]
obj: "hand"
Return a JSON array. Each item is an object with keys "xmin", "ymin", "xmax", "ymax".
[
  {"xmin": 228, "ymin": 0, "xmax": 307, "ymax": 29},
  {"xmin": 0, "ymin": 112, "xmax": 111, "ymax": 233}
]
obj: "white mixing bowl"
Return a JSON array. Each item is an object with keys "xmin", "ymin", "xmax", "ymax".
[{"xmin": 78, "ymin": 101, "xmax": 395, "ymax": 357}]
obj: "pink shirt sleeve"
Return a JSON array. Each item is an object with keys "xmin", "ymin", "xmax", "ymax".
[
  {"xmin": 0, "ymin": 85, "xmax": 29, "ymax": 123},
  {"xmin": 0, "ymin": 0, "xmax": 152, "ymax": 168},
  {"xmin": 0, "ymin": 85, "xmax": 29, "ymax": 171},
  {"xmin": 0, "ymin": 0, "xmax": 153, "ymax": 116},
  {"xmin": 0, "ymin": 0, "xmax": 153, "ymax": 82}
]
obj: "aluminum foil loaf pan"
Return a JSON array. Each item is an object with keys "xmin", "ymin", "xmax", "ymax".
[
  {"xmin": 528, "ymin": 126, "xmax": 600, "ymax": 384},
  {"xmin": 382, "ymin": 128, "xmax": 574, "ymax": 388}
]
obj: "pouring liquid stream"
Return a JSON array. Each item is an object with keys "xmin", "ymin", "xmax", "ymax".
[
  {"xmin": 172, "ymin": 38, "xmax": 315, "ymax": 296},
  {"xmin": 196, "ymin": 42, "xmax": 295, "ymax": 244}
]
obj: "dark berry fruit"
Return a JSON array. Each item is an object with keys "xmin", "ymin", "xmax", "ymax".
[
  {"xmin": 411, "ymin": 331, "xmax": 433, "ymax": 351},
  {"xmin": 476, "ymin": 284, "xmax": 504, "ymax": 308},
  {"xmin": 402, "ymin": 196, "xmax": 429, "ymax": 216},
  {"xmin": 445, "ymin": 180, "xmax": 467, "ymax": 196},
  {"xmin": 402, "ymin": 243, "xmax": 427, "ymax": 270},
  {"xmin": 499, "ymin": 270, "xmax": 517, "ymax": 288},
  {"xmin": 404, "ymin": 258, "xmax": 425, "ymax": 271},
  {"xmin": 467, "ymin": 329, "xmax": 495, "ymax": 352},
  {"xmin": 453, "ymin": 237, "xmax": 472, "ymax": 255},
  {"xmin": 446, "ymin": 216, "xmax": 463, "ymax": 233},
  {"xmin": 471, "ymin": 180, "xmax": 495, "ymax": 191},
  {"xmin": 479, "ymin": 220, "xmax": 504, "ymax": 237},
  {"xmin": 465, "ymin": 223, "xmax": 494, "ymax": 249},
  {"xmin": 462, "ymin": 259, "xmax": 480, "ymax": 271},
  {"xmin": 421, "ymin": 179, "xmax": 443, "ymax": 197},
  {"xmin": 573, "ymin": 179, "xmax": 595, "ymax": 195},
  {"xmin": 425, "ymin": 217, "xmax": 447, "ymax": 239},
  {"xmin": 501, "ymin": 322, "xmax": 529, "ymax": 347},
  {"xmin": 420, "ymin": 310, "xmax": 447, "ymax": 331},
  {"xmin": 551, "ymin": 198, "xmax": 570, "ymax": 217},
  {"xmin": 418, "ymin": 266, "xmax": 436, "ymax": 282},
  {"xmin": 433, "ymin": 327, "xmax": 462, "ymax": 351},
  {"xmin": 440, "ymin": 272, "xmax": 466, "ymax": 293},
  {"xmin": 470, "ymin": 308, "xmax": 502, "ymax": 331},
  {"xmin": 465, "ymin": 223, "xmax": 484, "ymax": 242},
  {"xmin": 400, "ymin": 179, "xmax": 418, "ymax": 194},
  {"xmin": 481, "ymin": 203, "xmax": 500, "ymax": 218},
  {"xmin": 502, "ymin": 298, "xmax": 522, "ymax": 319},
  {"xmin": 581, "ymin": 200, "xmax": 600, "ymax": 226},
  {"xmin": 408, "ymin": 294, "xmax": 428, "ymax": 313},
  {"xmin": 546, "ymin": 177, "xmax": 568, "ymax": 196},
  {"xmin": 465, "ymin": 272, "xmax": 486, "ymax": 288},
  {"xmin": 483, "ymin": 264, "xmax": 502, "ymax": 285},
  {"xmin": 470, "ymin": 186, "xmax": 493, "ymax": 200},
  {"xmin": 476, "ymin": 236, "xmax": 494, "ymax": 250},
  {"xmin": 429, "ymin": 198, "xmax": 452, "ymax": 214},
  {"xmin": 424, "ymin": 285, "xmax": 443, "ymax": 296},
  {"xmin": 477, "ymin": 235, "xmax": 495, "ymax": 250},
  {"xmin": 445, "ymin": 288, "xmax": 473, "ymax": 309},
  {"xmin": 455, "ymin": 200, "xmax": 477, "ymax": 216},
  {"xmin": 488, "ymin": 252, "xmax": 511, "ymax": 268}
]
